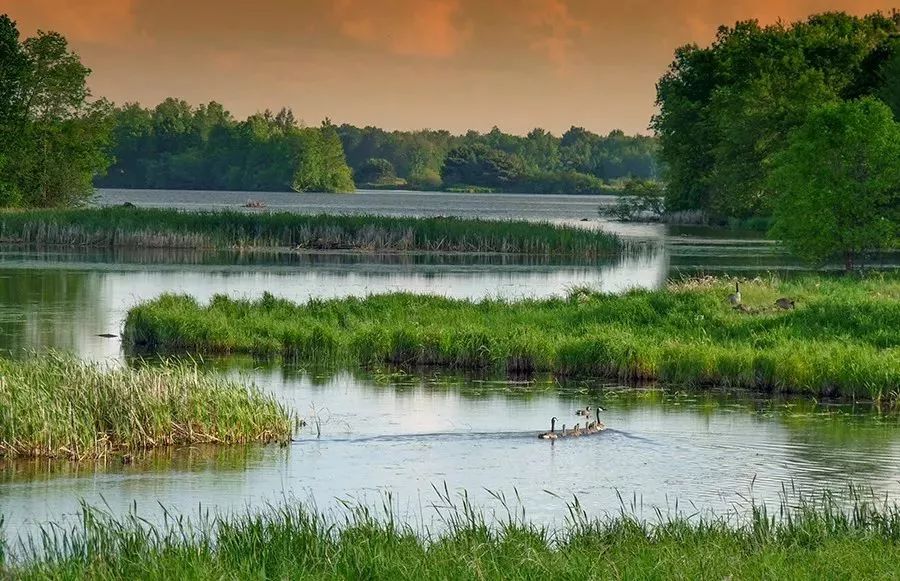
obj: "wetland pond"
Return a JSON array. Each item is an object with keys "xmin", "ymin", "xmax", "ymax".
[{"xmin": 1, "ymin": 189, "xmax": 898, "ymax": 541}]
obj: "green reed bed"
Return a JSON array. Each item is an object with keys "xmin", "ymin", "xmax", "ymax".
[
  {"xmin": 0, "ymin": 354, "xmax": 291, "ymax": 460},
  {"xmin": 0, "ymin": 207, "xmax": 621, "ymax": 255},
  {"xmin": 124, "ymin": 275, "xmax": 900, "ymax": 399},
  {"xmin": 4, "ymin": 492, "xmax": 900, "ymax": 579}
]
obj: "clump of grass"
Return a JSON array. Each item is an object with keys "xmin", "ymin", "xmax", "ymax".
[
  {"xmin": 0, "ymin": 354, "xmax": 292, "ymax": 460},
  {"xmin": 123, "ymin": 275, "xmax": 900, "ymax": 398},
  {"xmin": 5, "ymin": 489, "xmax": 900, "ymax": 579},
  {"xmin": 0, "ymin": 207, "xmax": 621, "ymax": 256}
]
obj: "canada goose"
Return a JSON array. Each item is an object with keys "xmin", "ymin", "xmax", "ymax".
[
  {"xmin": 774, "ymin": 298, "xmax": 795, "ymax": 310},
  {"xmin": 727, "ymin": 282, "xmax": 741, "ymax": 306},
  {"xmin": 560, "ymin": 424, "xmax": 567, "ymax": 437},
  {"xmin": 538, "ymin": 417, "xmax": 559, "ymax": 440},
  {"xmin": 594, "ymin": 406, "xmax": 606, "ymax": 431},
  {"xmin": 572, "ymin": 423, "xmax": 582, "ymax": 437},
  {"xmin": 576, "ymin": 405, "xmax": 592, "ymax": 417}
]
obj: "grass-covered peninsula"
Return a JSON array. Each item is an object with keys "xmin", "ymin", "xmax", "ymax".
[
  {"xmin": 4, "ymin": 494, "xmax": 900, "ymax": 579},
  {"xmin": 123, "ymin": 275, "xmax": 900, "ymax": 399},
  {"xmin": 0, "ymin": 355, "xmax": 291, "ymax": 460},
  {"xmin": 0, "ymin": 207, "xmax": 620, "ymax": 255}
]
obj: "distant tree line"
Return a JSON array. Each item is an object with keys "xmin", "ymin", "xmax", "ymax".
[
  {"xmin": 98, "ymin": 101, "xmax": 354, "ymax": 193},
  {"xmin": 100, "ymin": 114, "xmax": 660, "ymax": 195},
  {"xmin": 337, "ymin": 125, "xmax": 659, "ymax": 193}
]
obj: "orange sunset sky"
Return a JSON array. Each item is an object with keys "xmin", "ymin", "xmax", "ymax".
[{"xmin": 1, "ymin": 1, "xmax": 897, "ymax": 134}]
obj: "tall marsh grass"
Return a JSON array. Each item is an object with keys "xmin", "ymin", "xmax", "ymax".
[
  {"xmin": 124, "ymin": 275, "xmax": 900, "ymax": 399},
  {"xmin": 4, "ymin": 489, "xmax": 900, "ymax": 579},
  {"xmin": 0, "ymin": 354, "xmax": 292, "ymax": 459},
  {"xmin": 0, "ymin": 207, "xmax": 621, "ymax": 255}
]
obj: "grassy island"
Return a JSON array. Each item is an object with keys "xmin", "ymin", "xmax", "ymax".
[
  {"xmin": 0, "ymin": 207, "xmax": 620, "ymax": 256},
  {"xmin": 0, "ymin": 355, "xmax": 291, "ymax": 460},
  {"xmin": 4, "ymin": 495, "xmax": 900, "ymax": 579},
  {"xmin": 123, "ymin": 276, "xmax": 900, "ymax": 399}
]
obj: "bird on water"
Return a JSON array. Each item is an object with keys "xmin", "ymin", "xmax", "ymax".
[{"xmin": 538, "ymin": 417, "xmax": 559, "ymax": 440}]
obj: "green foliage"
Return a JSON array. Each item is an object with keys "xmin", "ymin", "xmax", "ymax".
[
  {"xmin": 0, "ymin": 353, "xmax": 291, "ymax": 459},
  {"xmin": 874, "ymin": 40, "xmax": 900, "ymax": 119},
  {"xmin": 0, "ymin": 16, "xmax": 111, "ymax": 207},
  {"xmin": 6, "ymin": 492, "xmax": 900, "ymax": 579},
  {"xmin": 517, "ymin": 170, "xmax": 609, "ymax": 195},
  {"xmin": 653, "ymin": 11, "xmax": 900, "ymax": 220},
  {"xmin": 292, "ymin": 122, "xmax": 355, "ymax": 193},
  {"xmin": 123, "ymin": 276, "xmax": 900, "ymax": 398},
  {"xmin": 599, "ymin": 179, "xmax": 666, "ymax": 221},
  {"xmin": 441, "ymin": 143, "xmax": 524, "ymax": 188},
  {"xmin": 98, "ymin": 103, "xmax": 354, "ymax": 193},
  {"xmin": 0, "ymin": 207, "xmax": 621, "ymax": 255},
  {"xmin": 354, "ymin": 157, "xmax": 399, "ymax": 186},
  {"xmin": 769, "ymin": 98, "xmax": 900, "ymax": 268},
  {"xmin": 337, "ymin": 124, "xmax": 658, "ymax": 193}
]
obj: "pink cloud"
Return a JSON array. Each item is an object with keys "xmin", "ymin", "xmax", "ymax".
[
  {"xmin": 1, "ymin": 0, "xmax": 140, "ymax": 44},
  {"xmin": 333, "ymin": 0, "xmax": 471, "ymax": 58}
]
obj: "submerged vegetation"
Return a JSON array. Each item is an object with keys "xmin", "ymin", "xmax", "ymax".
[
  {"xmin": 4, "ymin": 491, "xmax": 900, "ymax": 579},
  {"xmin": 0, "ymin": 207, "xmax": 620, "ymax": 254},
  {"xmin": 0, "ymin": 354, "xmax": 291, "ymax": 460},
  {"xmin": 124, "ymin": 275, "xmax": 900, "ymax": 399}
]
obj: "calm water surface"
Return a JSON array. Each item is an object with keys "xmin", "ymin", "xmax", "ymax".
[{"xmin": 1, "ymin": 190, "xmax": 898, "ymax": 541}]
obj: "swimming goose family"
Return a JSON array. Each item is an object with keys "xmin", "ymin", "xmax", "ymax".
[{"xmin": 537, "ymin": 406, "xmax": 606, "ymax": 439}]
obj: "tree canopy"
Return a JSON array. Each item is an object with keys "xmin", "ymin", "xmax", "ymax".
[
  {"xmin": 99, "ymin": 102, "xmax": 355, "ymax": 193},
  {"xmin": 653, "ymin": 11, "xmax": 900, "ymax": 220},
  {"xmin": 768, "ymin": 98, "xmax": 900, "ymax": 269},
  {"xmin": 0, "ymin": 15, "xmax": 111, "ymax": 207},
  {"xmin": 337, "ymin": 124, "xmax": 658, "ymax": 193}
]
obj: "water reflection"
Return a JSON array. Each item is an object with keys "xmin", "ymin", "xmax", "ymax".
[
  {"xmin": 2, "ymin": 367, "xmax": 899, "ymax": 541},
  {"xmin": 0, "ymin": 247, "xmax": 666, "ymax": 359}
]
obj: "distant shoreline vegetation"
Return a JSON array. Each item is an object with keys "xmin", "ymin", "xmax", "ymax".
[
  {"xmin": 0, "ymin": 207, "xmax": 621, "ymax": 255},
  {"xmin": 95, "ymin": 99, "xmax": 659, "ymax": 196},
  {"xmin": 123, "ymin": 275, "xmax": 900, "ymax": 400}
]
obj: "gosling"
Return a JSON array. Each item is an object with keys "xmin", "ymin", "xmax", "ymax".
[{"xmin": 774, "ymin": 298, "xmax": 795, "ymax": 310}]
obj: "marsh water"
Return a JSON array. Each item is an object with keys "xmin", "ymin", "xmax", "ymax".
[{"xmin": 1, "ymin": 189, "xmax": 899, "ymax": 540}]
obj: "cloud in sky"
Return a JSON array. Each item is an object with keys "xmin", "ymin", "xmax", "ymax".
[
  {"xmin": 2, "ymin": 0, "xmax": 139, "ymax": 44},
  {"xmin": 2, "ymin": 0, "xmax": 897, "ymax": 134}
]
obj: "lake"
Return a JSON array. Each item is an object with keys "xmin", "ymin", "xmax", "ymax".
[{"xmin": 0, "ymin": 189, "xmax": 897, "ymax": 541}]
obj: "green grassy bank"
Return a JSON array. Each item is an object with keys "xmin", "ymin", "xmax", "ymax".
[
  {"xmin": 0, "ymin": 355, "xmax": 291, "ymax": 460},
  {"xmin": 124, "ymin": 276, "xmax": 900, "ymax": 399},
  {"xmin": 0, "ymin": 207, "xmax": 620, "ymax": 255},
  {"xmin": 4, "ymin": 495, "xmax": 900, "ymax": 579}
]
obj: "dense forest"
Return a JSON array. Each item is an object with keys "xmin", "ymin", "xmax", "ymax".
[
  {"xmin": 96, "ymin": 101, "xmax": 659, "ymax": 194},
  {"xmin": 99, "ymin": 101, "xmax": 354, "ymax": 193},
  {"xmin": 336, "ymin": 125, "xmax": 658, "ymax": 192},
  {"xmin": 654, "ymin": 11, "xmax": 900, "ymax": 221}
]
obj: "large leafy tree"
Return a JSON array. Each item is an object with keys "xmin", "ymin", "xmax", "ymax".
[
  {"xmin": 0, "ymin": 15, "xmax": 111, "ymax": 207},
  {"xmin": 292, "ymin": 122, "xmax": 355, "ymax": 193},
  {"xmin": 653, "ymin": 11, "xmax": 900, "ymax": 220},
  {"xmin": 768, "ymin": 98, "xmax": 900, "ymax": 269}
]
